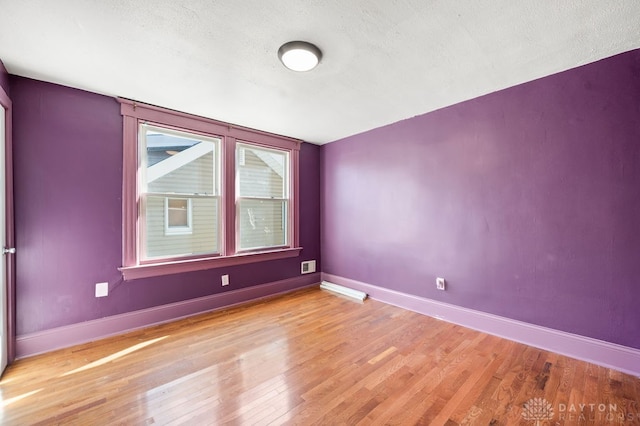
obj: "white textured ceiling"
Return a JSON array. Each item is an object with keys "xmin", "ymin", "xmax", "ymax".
[{"xmin": 1, "ymin": 1, "xmax": 639, "ymax": 144}]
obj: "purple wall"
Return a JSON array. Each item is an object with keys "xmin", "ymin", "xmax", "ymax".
[
  {"xmin": 321, "ymin": 49, "xmax": 640, "ymax": 349},
  {"xmin": 11, "ymin": 76, "xmax": 320, "ymax": 335}
]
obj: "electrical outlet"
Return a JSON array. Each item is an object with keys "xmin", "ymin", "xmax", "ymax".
[
  {"xmin": 95, "ymin": 282, "xmax": 109, "ymax": 297},
  {"xmin": 301, "ymin": 260, "xmax": 316, "ymax": 274},
  {"xmin": 436, "ymin": 277, "xmax": 446, "ymax": 291},
  {"xmin": 221, "ymin": 274, "xmax": 229, "ymax": 286}
]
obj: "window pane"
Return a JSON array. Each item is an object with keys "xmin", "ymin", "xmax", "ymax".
[
  {"xmin": 144, "ymin": 196, "xmax": 218, "ymax": 259},
  {"xmin": 145, "ymin": 128, "xmax": 218, "ymax": 195},
  {"xmin": 238, "ymin": 199, "xmax": 287, "ymax": 250},
  {"xmin": 237, "ymin": 144, "xmax": 287, "ymax": 198},
  {"xmin": 141, "ymin": 125, "xmax": 220, "ymax": 260}
]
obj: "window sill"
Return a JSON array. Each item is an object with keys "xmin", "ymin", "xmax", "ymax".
[{"xmin": 119, "ymin": 247, "xmax": 303, "ymax": 280}]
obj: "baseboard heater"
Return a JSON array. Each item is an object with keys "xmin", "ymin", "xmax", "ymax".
[{"xmin": 320, "ymin": 281, "xmax": 368, "ymax": 302}]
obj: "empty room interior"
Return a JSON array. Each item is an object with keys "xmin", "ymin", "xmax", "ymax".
[{"xmin": 1, "ymin": 2, "xmax": 640, "ymax": 424}]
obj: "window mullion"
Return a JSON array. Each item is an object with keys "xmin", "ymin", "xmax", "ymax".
[{"xmin": 224, "ymin": 137, "xmax": 237, "ymax": 256}]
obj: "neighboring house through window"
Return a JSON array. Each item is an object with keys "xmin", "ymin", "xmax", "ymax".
[
  {"xmin": 165, "ymin": 198, "xmax": 193, "ymax": 235},
  {"xmin": 119, "ymin": 100, "xmax": 301, "ymax": 280}
]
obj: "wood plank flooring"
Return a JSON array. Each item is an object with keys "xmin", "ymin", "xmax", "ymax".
[{"xmin": 1, "ymin": 286, "xmax": 639, "ymax": 425}]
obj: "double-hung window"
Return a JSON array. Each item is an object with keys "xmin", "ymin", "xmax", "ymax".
[
  {"xmin": 141, "ymin": 124, "xmax": 219, "ymax": 257},
  {"xmin": 236, "ymin": 143, "xmax": 289, "ymax": 251},
  {"xmin": 119, "ymin": 100, "xmax": 301, "ymax": 280}
]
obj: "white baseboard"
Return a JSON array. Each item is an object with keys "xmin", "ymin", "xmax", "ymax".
[
  {"xmin": 16, "ymin": 273, "xmax": 320, "ymax": 359},
  {"xmin": 322, "ymin": 273, "xmax": 640, "ymax": 377}
]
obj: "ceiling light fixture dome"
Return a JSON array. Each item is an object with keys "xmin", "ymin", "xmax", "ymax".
[{"xmin": 278, "ymin": 41, "xmax": 322, "ymax": 72}]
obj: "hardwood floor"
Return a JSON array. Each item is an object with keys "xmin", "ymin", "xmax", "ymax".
[{"xmin": 1, "ymin": 286, "xmax": 639, "ymax": 425}]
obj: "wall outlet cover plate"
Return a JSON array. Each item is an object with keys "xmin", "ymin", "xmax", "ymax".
[{"xmin": 95, "ymin": 282, "xmax": 109, "ymax": 297}]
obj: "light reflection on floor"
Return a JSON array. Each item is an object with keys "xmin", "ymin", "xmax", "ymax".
[
  {"xmin": 62, "ymin": 336, "xmax": 169, "ymax": 376},
  {"xmin": 141, "ymin": 336, "xmax": 292, "ymax": 423},
  {"xmin": 0, "ymin": 388, "xmax": 43, "ymax": 408}
]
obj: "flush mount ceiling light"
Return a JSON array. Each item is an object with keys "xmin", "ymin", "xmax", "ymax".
[{"xmin": 278, "ymin": 41, "xmax": 322, "ymax": 72}]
